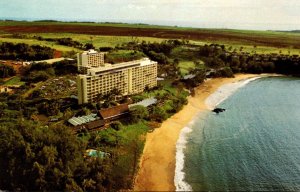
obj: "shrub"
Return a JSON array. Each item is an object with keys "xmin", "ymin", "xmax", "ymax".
[{"xmin": 110, "ymin": 121, "xmax": 123, "ymax": 131}]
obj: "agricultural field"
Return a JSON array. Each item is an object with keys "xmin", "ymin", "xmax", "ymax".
[
  {"xmin": 1, "ymin": 21, "xmax": 300, "ymax": 55},
  {"xmin": 0, "ymin": 32, "xmax": 167, "ymax": 52},
  {"xmin": 0, "ymin": 21, "xmax": 300, "ymax": 45}
]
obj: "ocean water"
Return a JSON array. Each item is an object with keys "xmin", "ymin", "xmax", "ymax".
[{"xmin": 177, "ymin": 77, "xmax": 300, "ymax": 191}]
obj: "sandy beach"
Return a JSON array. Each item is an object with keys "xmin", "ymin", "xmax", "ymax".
[{"xmin": 134, "ymin": 74, "xmax": 262, "ymax": 191}]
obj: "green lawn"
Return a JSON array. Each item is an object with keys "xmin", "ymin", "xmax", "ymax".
[
  {"xmin": 178, "ymin": 61, "xmax": 196, "ymax": 75},
  {"xmin": 3, "ymin": 76, "xmax": 25, "ymax": 86}
]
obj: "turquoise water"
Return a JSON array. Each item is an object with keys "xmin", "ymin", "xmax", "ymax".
[{"xmin": 184, "ymin": 77, "xmax": 300, "ymax": 191}]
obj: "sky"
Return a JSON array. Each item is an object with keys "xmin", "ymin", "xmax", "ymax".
[{"xmin": 0, "ymin": 0, "xmax": 300, "ymax": 30}]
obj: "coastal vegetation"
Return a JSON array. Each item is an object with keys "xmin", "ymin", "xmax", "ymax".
[{"xmin": 0, "ymin": 20, "xmax": 300, "ymax": 191}]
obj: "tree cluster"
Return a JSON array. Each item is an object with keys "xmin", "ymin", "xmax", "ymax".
[
  {"xmin": 0, "ymin": 121, "xmax": 114, "ymax": 191},
  {"xmin": 122, "ymin": 40, "xmax": 184, "ymax": 64},
  {"xmin": 21, "ymin": 62, "xmax": 54, "ymax": 83},
  {"xmin": 149, "ymin": 86, "xmax": 188, "ymax": 122},
  {"xmin": 34, "ymin": 36, "xmax": 95, "ymax": 50},
  {"xmin": 104, "ymin": 50, "xmax": 145, "ymax": 64},
  {"xmin": 0, "ymin": 42, "xmax": 54, "ymax": 61},
  {"xmin": 0, "ymin": 64, "xmax": 16, "ymax": 78},
  {"xmin": 52, "ymin": 59, "xmax": 78, "ymax": 76},
  {"xmin": 20, "ymin": 59, "xmax": 77, "ymax": 83},
  {"xmin": 128, "ymin": 105, "xmax": 149, "ymax": 123},
  {"xmin": 199, "ymin": 44, "xmax": 300, "ymax": 76}
]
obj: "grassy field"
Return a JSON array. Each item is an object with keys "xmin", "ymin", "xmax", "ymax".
[
  {"xmin": 0, "ymin": 32, "xmax": 167, "ymax": 51},
  {"xmin": 178, "ymin": 61, "xmax": 196, "ymax": 75},
  {"xmin": 1, "ymin": 34, "xmax": 298, "ymax": 55},
  {"xmin": 224, "ymin": 44, "xmax": 300, "ymax": 55},
  {"xmin": 3, "ymin": 76, "xmax": 25, "ymax": 86},
  {"xmin": 190, "ymin": 40, "xmax": 300, "ymax": 55},
  {"xmin": 27, "ymin": 33, "xmax": 167, "ymax": 48},
  {"xmin": 0, "ymin": 36, "xmax": 80, "ymax": 52}
]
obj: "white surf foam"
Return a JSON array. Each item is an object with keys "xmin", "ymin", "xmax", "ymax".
[
  {"xmin": 174, "ymin": 119, "xmax": 195, "ymax": 191},
  {"xmin": 205, "ymin": 77, "xmax": 262, "ymax": 109}
]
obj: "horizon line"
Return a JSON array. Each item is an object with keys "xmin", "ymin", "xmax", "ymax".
[{"xmin": 1, "ymin": 17, "xmax": 299, "ymax": 32}]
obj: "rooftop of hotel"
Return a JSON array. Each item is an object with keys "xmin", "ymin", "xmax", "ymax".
[{"xmin": 82, "ymin": 49, "xmax": 101, "ymax": 55}]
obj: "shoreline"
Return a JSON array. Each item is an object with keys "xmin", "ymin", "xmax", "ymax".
[{"xmin": 134, "ymin": 74, "xmax": 269, "ymax": 191}]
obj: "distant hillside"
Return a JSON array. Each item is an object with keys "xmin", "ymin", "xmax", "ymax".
[
  {"xmin": 275, "ymin": 30, "xmax": 300, "ymax": 33},
  {"xmin": 288, "ymin": 30, "xmax": 300, "ymax": 33}
]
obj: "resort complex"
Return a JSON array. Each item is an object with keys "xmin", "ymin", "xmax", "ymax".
[
  {"xmin": 77, "ymin": 50, "xmax": 158, "ymax": 104},
  {"xmin": 1, "ymin": 17, "xmax": 300, "ymax": 192}
]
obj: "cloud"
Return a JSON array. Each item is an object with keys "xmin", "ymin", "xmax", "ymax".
[{"xmin": 126, "ymin": 3, "xmax": 158, "ymax": 10}]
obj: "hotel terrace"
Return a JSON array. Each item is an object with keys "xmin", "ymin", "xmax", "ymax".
[{"xmin": 77, "ymin": 51, "xmax": 158, "ymax": 104}]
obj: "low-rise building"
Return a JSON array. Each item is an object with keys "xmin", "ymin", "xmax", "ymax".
[
  {"xmin": 68, "ymin": 113, "xmax": 106, "ymax": 132},
  {"xmin": 98, "ymin": 104, "xmax": 129, "ymax": 121},
  {"xmin": 73, "ymin": 120, "xmax": 105, "ymax": 132}
]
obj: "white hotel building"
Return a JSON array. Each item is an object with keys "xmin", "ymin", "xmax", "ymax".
[{"xmin": 77, "ymin": 51, "xmax": 157, "ymax": 104}]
